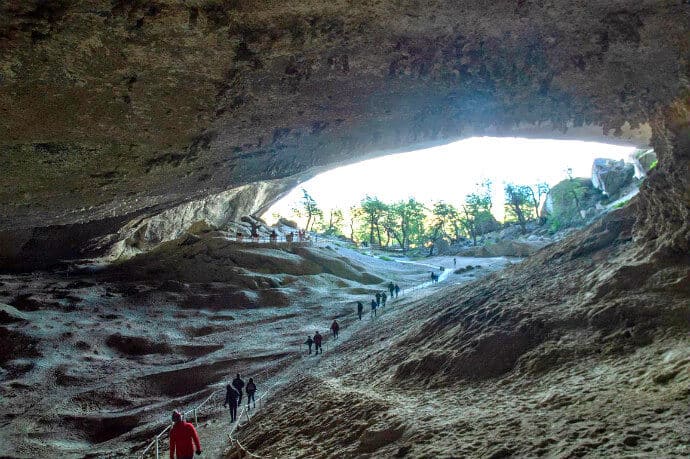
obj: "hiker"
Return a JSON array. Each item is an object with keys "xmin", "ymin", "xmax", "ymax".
[
  {"xmin": 375, "ymin": 292, "xmax": 381, "ymax": 307},
  {"xmin": 394, "ymin": 284, "xmax": 400, "ymax": 298},
  {"xmin": 286, "ymin": 232, "xmax": 294, "ymax": 243},
  {"xmin": 370, "ymin": 299, "xmax": 377, "ymax": 317},
  {"xmin": 388, "ymin": 282, "xmax": 395, "ymax": 298},
  {"xmin": 169, "ymin": 410, "xmax": 202, "ymax": 459},
  {"xmin": 453, "ymin": 257, "xmax": 457, "ymax": 267},
  {"xmin": 269, "ymin": 230, "xmax": 278, "ymax": 244},
  {"xmin": 331, "ymin": 320, "xmax": 340, "ymax": 339},
  {"xmin": 223, "ymin": 384, "xmax": 240, "ymax": 422},
  {"xmin": 236, "ymin": 231, "xmax": 244, "ymax": 242},
  {"xmin": 232, "ymin": 374, "xmax": 245, "ymax": 404},
  {"xmin": 357, "ymin": 301, "xmax": 363, "ymax": 320},
  {"xmin": 251, "ymin": 230, "xmax": 259, "ymax": 243},
  {"xmin": 314, "ymin": 331, "xmax": 323, "ymax": 354},
  {"xmin": 245, "ymin": 378, "xmax": 257, "ymax": 409},
  {"xmin": 305, "ymin": 335, "xmax": 314, "ymax": 354},
  {"xmin": 381, "ymin": 291, "xmax": 387, "ymax": 307}
]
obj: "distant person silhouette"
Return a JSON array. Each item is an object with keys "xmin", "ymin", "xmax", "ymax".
[
  {"xmin": 169, "ymin": 410, "xmax": 202, "ymax": 458},
  {"xmin": 232, "ymin": 374, "xmax": 245, "ymax": 404},
  {"xmin": 394, "ymin": 284, "xmax": 400, "ymax": 298},
  {"xmin": 370, "ymin": 299, "xmax": 377, "ymax": 317},
  {"xmin": 305, "ymin": 335, "xmax": 314, "ymax": 354},
  {"xmin": 388, "ymin": 282, "xmax": 395, "ymax": 297},
  {"xmin": 375, "ymin": 292, "xmax": 381, "ymax": 307},
  {"xmin": 357, "ymin": 301, "xmax": 364, "ymax": 320},
  {"xmin": 313, "ymin": 331, "xmax": 323, "ymax": 354},
  {"xmin": 453, "ymin": 257, "xmax": 457, "ymax": 267},
  {"xmin": 381, "ymin": 291, "xmax": 387, "ymax": 307},
  {"xmin": 330, "ymin": 320, "xmax": 340, "ymax": 339},
  {"xmin": 245, "ymin": 378, "xmax": 256, "ymax": 409},
  {"xmin": 223, "ymin": 385, "xmax": 239, "ymax": 422}
]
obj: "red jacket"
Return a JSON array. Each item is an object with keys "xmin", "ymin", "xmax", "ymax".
[{"xmin": 170, "ymin": 421, "xmax": 201, "ymax": 458}]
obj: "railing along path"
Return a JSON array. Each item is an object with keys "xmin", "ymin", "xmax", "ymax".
[{"xmin": 139, "ymin": 256, "xmax": 449, "ymax": 458}]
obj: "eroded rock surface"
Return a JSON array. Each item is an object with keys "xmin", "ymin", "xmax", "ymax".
[{"xmin": 2, "ymin": 1, "xmax": 688, "ymax": 268}]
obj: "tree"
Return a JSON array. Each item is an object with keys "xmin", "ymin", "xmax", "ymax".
[
  {"xmin": 315, "ymin": 208, "xmax": 344, "ymax": 235},
  {"xmin": 533, "ymin": 182, "xmax": 550, "ymax": 222},
  {"xmin": 426, "ymin": 202, "xmax": 461, "ymax": 255},
  {"xmin": 383, "ymin": 198, "xmax": 426, "ymax": 254},
  {"xmin": 461, "ymin": 180, "xmax": 494, "ymax": 246},
  {"xmin": 504, "ymin": 183, "xmax": 534, "ymax": 233},
  {"xmin": 347, "ymin": 205, "xmax": 359, "ymax": 242},
  {"xmin": 358, "ymin": 196, "xmax": 387, "ymax": 246},
  {"xmin": 293, "ymin": 188, "xmax": 321, "ymax": 231}
]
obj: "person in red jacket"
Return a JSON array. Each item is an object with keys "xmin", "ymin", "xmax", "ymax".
[{"xmin": 169, "ymin": 410, "xmax": 202, "ymax": 459}]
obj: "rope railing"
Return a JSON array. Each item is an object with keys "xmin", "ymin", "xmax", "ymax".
[
  {"xmin": 227, "ymin": 379, "xmax": 281, "ymax": 459},
  {"xmin": 138, "ymin": 259, "xmax": 449, "ymax": 458},
  {"xmin": 139, "ymin": 388, "xmax": 222, "ymax": 459}
]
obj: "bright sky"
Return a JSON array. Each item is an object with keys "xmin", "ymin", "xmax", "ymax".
[{"xmin": 264, "ymin": 137, "xmax": 637, "ymax": 223}]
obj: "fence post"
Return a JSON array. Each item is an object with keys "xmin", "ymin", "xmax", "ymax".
[{"xmin": 194, "ymin": 408, "xmax": 198, "ymax": 426}]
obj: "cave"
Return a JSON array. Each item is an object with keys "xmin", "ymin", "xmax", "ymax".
[{"xmin": 0, "ymin": 1, "xmax": 688, "ymax": 458}]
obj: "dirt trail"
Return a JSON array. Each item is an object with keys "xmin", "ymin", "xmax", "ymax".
[{"xmin": 200, "ymin": 254, "xmax": 510, "ymax": 458}]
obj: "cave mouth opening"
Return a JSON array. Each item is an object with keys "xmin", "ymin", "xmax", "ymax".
[{"xmin": 264, "ymin": 136, "xmax": 641, "ymax": 230}]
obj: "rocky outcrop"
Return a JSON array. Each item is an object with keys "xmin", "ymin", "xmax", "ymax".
[
  {"xmin": 591, "ymin": 158, "xmax": 635, "ymax": 197},
  {"xmin": 544, "ymin": 177, "xmax": 602, "ymax": 227},
  {"xmin": 2, "ymin": 1, "xmax": 688, "ymax": 268}
]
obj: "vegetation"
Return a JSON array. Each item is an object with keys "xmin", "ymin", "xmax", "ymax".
[{"xmin": 276, "ymin": 171, "xmax": 599, "ymax": 254}]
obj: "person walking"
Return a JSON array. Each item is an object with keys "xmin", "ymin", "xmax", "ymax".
[
  {"xmin": 224, "ymin": 384, "xmax": 240, "ymax": 422},
  {"xmin": 330, "ymin": 320, "xmax": 340, "ymax": 339},
  {"xmin": 388, "ymin": 282, "xmax": 395, "ymax": 298},
  {"xmin": 381, "ymin": 291, "xmax": 387, "ymax": 307},
  {"xmin": 313, "ymin": 331, "xmax": 323, "ymax": 354},
  {"xmin": 232, "ymin": 374, "xmax": 245, "ymax": 405},
  {"xmin": 245, "ymin": 378, "xmax": 257, "ymax": 410},
  {"xmin": 453, "ymin": 257, "xmax": 457, "ymax": 267},
  {"xmin": 370, "ymin": 299, "xmax": 377, "ymax": 318},
  {"xmin": 375, "ymin": 292, "xmax": 381, "ymax": 307},
  {"xmin": 357, "ymin": 301, "xmax": 363, "ymax": 320},
  {"xmin": 169, "ymin": 410, "xmax": 202, "ymax": 459},
  {"xmin": 394, "ymin": 284, "xmax": 400, "ymax": 298},
  {"xmin": 305, "ymin": 335, "xmax": 314, "ymax": 354}
]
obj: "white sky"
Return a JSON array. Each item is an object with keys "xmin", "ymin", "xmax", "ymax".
[{"xmin": 264, "ymin": 137, "xmax": 637, "ymax": 223}]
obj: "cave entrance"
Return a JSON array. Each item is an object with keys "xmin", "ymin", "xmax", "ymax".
[{"xmin": 264, "ymin": 137, "xmax": 642, "ymax": 245}]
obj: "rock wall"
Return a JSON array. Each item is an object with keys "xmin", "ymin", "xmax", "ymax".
[{"xmin": 0, "ymin": 1, "xmax": 688, "ymax": 267}]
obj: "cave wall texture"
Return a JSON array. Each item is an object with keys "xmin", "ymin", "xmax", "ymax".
[{"xmin": 0, "ymin": 0, "xmax": 689, "ymax": 269}]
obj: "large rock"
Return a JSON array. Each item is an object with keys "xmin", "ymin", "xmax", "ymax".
[
  {"xmin": 544, "ymin": 178, "xmax": 602, "ymax": 228},
  {"xmin": 591, "ymin": 158, "xmax": 635, "ymax": 197},
  {"xmin": 634, "ymin": 149, "xmax": 658, "ymax": 174}
]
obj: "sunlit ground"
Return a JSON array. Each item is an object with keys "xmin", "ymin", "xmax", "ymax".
[{"xmin": 264, "ymin": 137, "xmax": 638, "ymax": 224}]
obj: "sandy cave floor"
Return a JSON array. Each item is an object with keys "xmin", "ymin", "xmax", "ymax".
[{"xmin": 0, "ymin": 239, "xmax": 511, "ymax": 458}]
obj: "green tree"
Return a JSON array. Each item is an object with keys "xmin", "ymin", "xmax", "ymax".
[
  {"xmin": 461, "ymin": 180, "xmax": 494, "ymax": 246},
  {"xmin": 426, "ymin": 202, "xmax": 461, "ymax": 255},
  {"xmin": 383, "ymin": 198, "xmax": 426, "ymax": 254},
  {"xmin": 504, "ymin": 183, "xmax": 534, "ymax": 233},
  {"xmin": 293, "ymin": 188, "xmax": 321, "ymax": 231},
  {"xmin": 358, "ymin": 196, "xmax": 388, "ymax": 246},
  {"xmin": 315, "ymin": 208, "xmax": 344, "ymax": 235}
]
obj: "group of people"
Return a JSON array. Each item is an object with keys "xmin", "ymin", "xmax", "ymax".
[
  {"xmin": 223, "ymin": 373, "xmax": 258, "ymax": 422},
  {"xmin": 167, "ymin": 373, "xmax": 260, "ymax": 458},
  {"xmin": 357, "ymin": 282, "xmax": 401, "ymax": 319}
]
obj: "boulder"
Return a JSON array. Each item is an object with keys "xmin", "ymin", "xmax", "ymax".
[
  {"xmin": 591, "ymin": 158, "xmax": 634, "ymax": 197},
  {"xmin": 634, "ymin": 149, "xmax": 657, "ymax": 174},
  {"xmin": 545, "ymin": 177, "xmax": 602, "ymax": 228}
]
